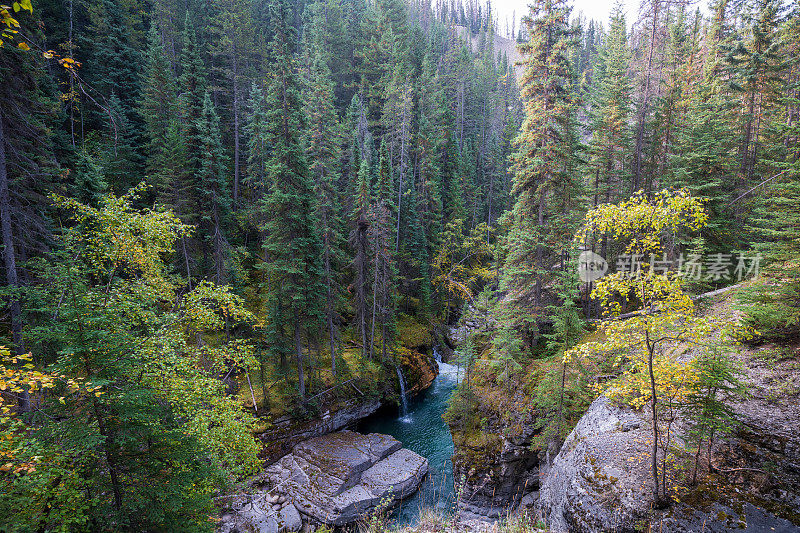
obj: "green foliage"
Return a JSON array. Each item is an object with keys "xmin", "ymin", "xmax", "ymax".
[
  {"xmin": 261, "ymin": 0, "xmax": 326, "ymax": 399},
  {"xmin": 682, "ymin": 349, "xmax": 747, "ymax": 482},
  {"xmin": 2, "ymin": 188, "xmax": 259, "ymax": 531}
]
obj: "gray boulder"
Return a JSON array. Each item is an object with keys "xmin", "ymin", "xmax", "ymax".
[
  {"xmin": 263, "ymin": 430, "xmax": 428, "ymax": 526},
  {"xmin": 538, "ymin": 393, "xmax": 800, "ymax": 533},
  {"xmin": 537, "ymin": 395, "xmax": 652, "ymax": 533},
  {"xmin": 218, "ymin": 498, "xmax": 303, "ymax": 533}
]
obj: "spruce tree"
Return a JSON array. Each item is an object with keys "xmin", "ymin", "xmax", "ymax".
[
  {"xmin": 416, "ymin": 56, "xmax": 445, "ymax": 247},
  {"xmin": 210, "ymin": 0, "xmax": 254, "ymax": 206},
  {"xmin": 350, "ymin": 158, "xmax": 373, "ymax": 356},
  {"xmin": 587, "ymin": 4, "xmax": 631, "ymax": 207},
  {"xmin": 741, "ymin": 2, "xmax": 800, "ymax": 340},
  {"xmin": 83, "ymin": 0, "xmax": 143, "ymax": 131},
  {"xmin": 261, "ymin": 0, "xmax": 326, "ymax": 400},
  {"xmin": 304, "ymin": 43, "xmax": 346, "ymax": 376},
  {"xmin": 370, "ymin": 140, "xmax": 397, "ymax": 360},
  {"xmin": 196, "ymin": 92, "xmax": 232, "ymax": 284},
  {"xmin": 724, "ymin": 0, "xmax": 786, "ymax": 192},
  {"xmin": 501, "ymin": 0, "xmax": 580, "ymax": 343},
  {"xmin": 139, "ymin": 22, "xmax": 178, "ymax": 182},
  {"xmin": 244, "ymin": 81, "xmax": 271, "ymax": 231},
  {"xmin": 178, "ymin": 13, "xmax": 208, "ymax": 180}
]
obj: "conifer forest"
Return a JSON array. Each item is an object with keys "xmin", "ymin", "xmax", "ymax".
[{"xmin": 0, "ymin": 0, "xmax": 799, "ymax": 529}]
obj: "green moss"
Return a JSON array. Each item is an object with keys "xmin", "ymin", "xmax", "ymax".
[{"xmin": 396, "ymin": 314, "xmax": 433, "ymax": 349}]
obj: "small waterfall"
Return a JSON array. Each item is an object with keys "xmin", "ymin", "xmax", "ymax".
[
  {"xmin": 433, "ymin": 345, "xmax": 460, "ymax": 383},
  {"xmin": 395, "ymin": 366, "xmax": 410, "ymax": 420}
]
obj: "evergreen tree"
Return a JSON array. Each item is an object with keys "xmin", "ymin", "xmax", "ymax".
[
  {"xmin": 350, "ymin": 158, "xmax": 373, "ymax": 356},
  {"xmin": 210, "ymin": 0, "xmax": 254, "ymax": 206},
  {"xmin": 103, "ymin": 93, "xmax": 141, "ymax": 192},
  {"xmin": 196, "ymin": 92, "xmax": 232, "ymax": 284},
  {"xmin": 244, "ymin": 81, "xmax": 271, "ymax": 231},
  {"xmin": 139, "ymin": 21, "xmax": 178, "ymax": 181},
  {"xmin": 668, "ymin": 50, "xmax": 740, "ymax": 253},
  {"xmin": 724, "ymin": 0, "xmax": 786, "ymax": 192},
  {"xmin": 587, "ymin": 4, "xmax": 631, "ymax": 207},
  {"xmin": 370, "ymin": 140, "xmax": 397, "ymax": 360},
  {"xmin": 741, "ymin": 2, "xmax": 800, "ymax": 340},
  {"xmin": 501, "ymin": 0, "xmax": 581, "ymax": 345},
  {"xmin": 71, "ymin": 147, "xmax": 108, "ymax": 204},
  {"xmin": 262, "ymin": 0, "xmax": 326, "ymax": 400},
  {"xmin": 416, "ymin": 55, "xmax": 446, "ymax": 247},
  {"xmin": 83, "ymin": 0, "xmax": 144, "ymax": 130},
  {"xmin": 304, "ymin": 42, "xmax": 346, "ymax": 375},
  {"xmin": 178, "ymin": 13, "xmax": 208, "ymax": 180}
]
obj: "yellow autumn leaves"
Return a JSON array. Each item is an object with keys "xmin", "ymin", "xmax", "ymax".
[
  {"xmin": 565, "ymin": 189, "xmax": 740, "ymax": 400},
  {"xmin": 0, "ymin": 0, "xmax": 31, "ymax": 48}
]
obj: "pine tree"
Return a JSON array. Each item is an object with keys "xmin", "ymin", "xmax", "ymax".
[
  {"xmin": 370, "ymin": 140, "xmax": 397, "ymax": 360},
  {"xmin": 103, "ymin": 93, "xmax": 140, "ymax": 191},
  {"xmin": 724, "ymin": 0, "xmax": 785, "ymax": 195},
  {"xmin": 244, "ymin": 81, "xmax": 271, "ymax": 231},
  {"xmin": 416, "ymin": 56, "xmax": 446, "ymax": 246},
  {"xmin": 139, "ymin": 21, "xmax": 178, "ymax": 181},
  {"xmin": 668, "ymin": 44, "xmax": 739, "ymax": 253},
  {"xmin": 304, "ymin": 42, "xmax": 346, "ymax": 376},
  {"xmin": 83, "ymin": 0, "xmax": 143, "ymax": 131},
  {"xmin": 587, "ymin": 4, "xmax": 631, "ymax": 207},
  {"xmin": 262, "ymin": 0, "xmax": 326, "ymax": 400},
  {"xmin": 741, "ymin": 2, "xmax": 800, "ymax": 340},
  {"xmin": 71, "ymin": 147, "xmax": 108, "ymax": 204},
  {"xmin": 350, "ymin": 158, "xmax": 373, "ymax": 356},
  {"xmin": 196, "ymin": 92, "xmax": 232, "ymax": 284},
  {"xmin": 501, "ymin": 0, "xmax": 581, "ymax": 342},
  {"xmin": 381, "ymin": 65, "xmax": 413, "ymax": 253},
  {"xmin": 178, "ymin": 13, "xmax": 208, "ymax": 181},
  {"xmin": 210, "ymin": 0, "xmax": 254, "ymax": 206}
]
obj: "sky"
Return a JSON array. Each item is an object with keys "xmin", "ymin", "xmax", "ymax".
[{"xmin": 490, "ymin": 0, "xmax": 643, "ymax": 35}]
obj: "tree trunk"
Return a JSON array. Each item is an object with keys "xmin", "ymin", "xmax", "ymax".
[
  {"xmin": 646, "ymin": 332, "xmax": 663, "ymax": 507},
  {"xmin": 232, "ymin": 49, "xmax": 241, "ymax": 207},
  {"xmin": 294, "ymin": 323, "xmax": 305, "ymax": 400},
  {"xmin": 0, "ymin": 113, "xmax": 29, "ymax": 412},
  {"xmin": 93, "ymin": 400, "xmax": 123, "ymax": 512},
  {"xmin": 322, "ymin": 221, "xmax": 337, "ymax": 376},
  {"xmin": 370, "ymin": 235, "xmax": 379, "ymax": 360}
]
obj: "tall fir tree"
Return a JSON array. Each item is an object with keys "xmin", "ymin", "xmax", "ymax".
[
  {"xmin": 501, "ymin": 0, "xmax": 581, "ymax": 346},
  {"xmin": 261, "ymin": 0, "xmax": 326, "ymax": 399},
  {"xmin": 370, "ymin": 140, "xmax": 397, "ymax": 360},
  {"xmin": 587, "ymin": 4, "xmax": 631, "ymax": 207},
  {"xmin": 304, "ymin": 41, "xmax": 346, "ymax": 376},
  {"xmin": 350, "ymin": 158, "xmax": 373, "ymax": 356},
  {"xmin": 139, "ymin": 21, "xmax": 179, "ymax": 184},
  {"xmin": 196, "ymin": 92, "xmax": 233, "ymax": 284}
]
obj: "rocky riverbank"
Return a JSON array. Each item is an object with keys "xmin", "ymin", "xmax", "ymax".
[
  {"xmin": 447, "ymin": 291, "xmax": 800, "ymax": 532},
  {"xmin": 219, "ymin": 431, "xmax": 429, "ymax": 531},
  {"xmin": 255, "ymin": 349, "xmax": 437, "ymax": 465}
]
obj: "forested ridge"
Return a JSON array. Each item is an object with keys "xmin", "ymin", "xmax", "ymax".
[{"xmin": 0, "ymin": 0, "xmax": 798, "ymax": 527}]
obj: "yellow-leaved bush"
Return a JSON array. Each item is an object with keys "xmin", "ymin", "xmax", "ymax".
[{"xmin": 565, "ymin": 189, "xmax": 750, "ymax": 504}]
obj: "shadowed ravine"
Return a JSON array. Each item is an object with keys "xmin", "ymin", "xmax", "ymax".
[{"xmin": 359, "ymin": 353, "xmax": 461, "ymax": 526}]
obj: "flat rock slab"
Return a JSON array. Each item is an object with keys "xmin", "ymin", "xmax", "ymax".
[
  {"xmin": 362, "ymin": 447, "xmax": 429, "ymax": 499},
  {"xmin": 219, "ymin": 499, "xmax": 303, "ymax": 533},
  {"xmin": 264, "ymin": 430, "xmax": 428, "ymax": 526}
]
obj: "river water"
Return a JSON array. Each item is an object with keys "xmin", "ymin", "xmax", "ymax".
[{"xmin": 358, "ymin": 355, "xmax": 461, "ymax": 526}]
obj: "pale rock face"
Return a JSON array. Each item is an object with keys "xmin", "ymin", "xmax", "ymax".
[
  {"xmin": 219, "ymin": 498, "xmax": 303, "ymax": 533},
  {"xmin": 262, "ymin": 430, "xmax": 428, "ymax": 526},
  {"xmin": 537, "ymin": 396, "xmax": 652, "ymax": 533},
  {"xmin": 537, "ymin": 393, "xmax": 800, "ymax": 533}
]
